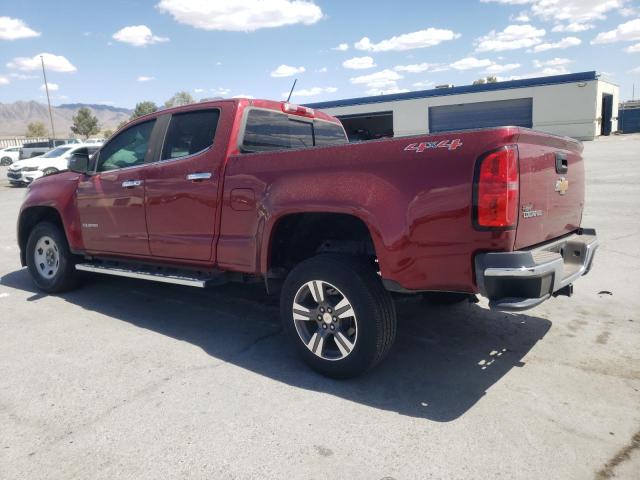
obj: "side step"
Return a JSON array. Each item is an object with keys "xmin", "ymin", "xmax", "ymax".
[{"xmin": 75, "ymin": 262, "xmax": 224, "ymax": 288}]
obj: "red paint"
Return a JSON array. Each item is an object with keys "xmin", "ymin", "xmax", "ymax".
[{"xmin": 19, "ymin": 99, "xmax": 585, "ymax": 294}]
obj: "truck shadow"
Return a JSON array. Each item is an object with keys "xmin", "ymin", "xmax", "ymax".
[{"xmin": 1, "ymin": 269, "xmax": 551, "ymax": 422}]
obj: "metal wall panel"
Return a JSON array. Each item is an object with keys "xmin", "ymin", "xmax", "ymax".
[
  {"xmin": 428, "ymin": 98, "xmax": 533, "ymax": 133},
  {"xmin": 619, "ymin": 108, "xmax": 640, "ymax": 133}
]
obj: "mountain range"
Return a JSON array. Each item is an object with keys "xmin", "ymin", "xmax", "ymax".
[{"xmin": 0, "ymin": 101, "xmax": 133, "ymax": 137}]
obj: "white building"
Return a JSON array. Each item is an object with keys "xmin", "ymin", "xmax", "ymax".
[{"xmin": 306, "ymin": 72, "xmax": 619, "ymax": 141}]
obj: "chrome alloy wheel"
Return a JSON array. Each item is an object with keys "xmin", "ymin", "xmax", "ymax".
[
  {"xmin": 292, "ymin": 280, "xmax": 358, "ymax": 361},
  {"xmin": 33, "ymin": 235, "xmax": 60, "ymax": 280}
]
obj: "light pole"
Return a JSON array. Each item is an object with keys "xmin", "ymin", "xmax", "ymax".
[{"xmin": 40, "ymin": 55, "xmax": 56, "ymax": 139}]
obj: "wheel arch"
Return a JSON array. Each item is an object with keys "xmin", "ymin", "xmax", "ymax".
[
  {"xmin": 18, "ymin": 206, "xmax": 66, "ymax": 266},
  {"xmin": 262, "ymin": 210, "xmax": 383, "ymax": 275}
]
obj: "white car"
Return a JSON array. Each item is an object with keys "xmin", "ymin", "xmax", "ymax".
[
  {"xmin": 7, "ymin": 143, "xmax": 100, "ymax": 185},
  {"xmin": 0, "ymin": 146, "xmax": 21, "ymax": 166}
]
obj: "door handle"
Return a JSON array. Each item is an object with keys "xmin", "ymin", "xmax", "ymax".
[
  {"xmin": 186, "ymin": 172, "xmax": 213, "ymax": 181},
  {"xmin": 122, "ymin": 180, "xmax": 143, "ymax": 188}
]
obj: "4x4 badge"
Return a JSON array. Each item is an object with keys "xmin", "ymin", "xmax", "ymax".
[{"xmin": 555, "ymin": 177, "xmax": 569, "ymax": 195}]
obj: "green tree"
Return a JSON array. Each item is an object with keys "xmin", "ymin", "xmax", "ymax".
[
  {"xmin": 472, "ymin": 78, "xmax": 486, "ymax": 85},
  {"xmin": 164, "ymin": 91, "xmax": 195, "ymax": 108},
  {"xmin": 26, "ymin": 121, "xmax": 48, "ymax": 138},
  {"xmin": 102, "ymin": 129, "xmax": 114, "ymax": 139},
  {"xmin": 70, "ymin": 107, "xmax": 100, "ymax": 139},
  {"xmin": 486, "ymin": 76, "xmax": 498, "ymax": 83},
  {"xmin": 473, "ymin": 76, "xmax": 498, "ymax": 85},
  {"xmin": 116, "ymin": 119, "xmax": 129, "ymax": 130},
  {"xmin": 131, "ymin": 101, "xmax": 158, "ymax": 119}
]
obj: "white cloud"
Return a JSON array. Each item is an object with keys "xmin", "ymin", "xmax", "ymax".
[
  {"xmin": 7, "ymin": 53, "xmax": 77, "ymax": 72},
  {"xmin": 232, "ymin": 94, "xmax": 255, "ymax": 98},
  {"xmin": 194, "ymin": 88, "xmax": 206, "ymax": 93},
  {"xmin": 270, "ymin": 64, "xmax": 305, "ymax": 77},
  {"xmin": 475, "ymin": 24, "xmax": 546, "ymax": 52},
  {"xmin": 533, "ymin": 57, "xmax": 573, "ymax": 67},
  {"xmin": 350, "ymin": 69, "xmax": 403, "ymax": 88},
  {"xmin": 342, "ymin": 56, "xmax": 376, "ymax": 69},
  {"xmin": 40, "ymin": 82, "xmax": 59, "ymax": 91},
  {"xmin": 592, "ymin": 18, "xmax": 640, "ymax": 44},
  {"xmin": 211, "ymin": 87, "xmax": 231, "ymax": 95},
  {"xmin": 511, "ymin": 12, "xmax": 530, "ymax": 22},
  {"xmin": 157, "ymin": 0, "xmax": 323, "ymax": 32},
  {"xmin": 0, "ymin": 16, "xmax": 40, "ymax": 40},
  {"xmin": 631, "ymin": 66, "xmax": 640, "ymax": 73},
  {"xmin": 9, "ymin": 72, "xmax": 38, "ymax": 79},
  {"xmin": 137, "ymin": 75, "xmax": 155, "ymax": 82},
  {"xmin": 451, "ymin": 57, "xmax": 493, "ymax": 70},
  {"xmin": 287, "ymin": 86, "xmax": 338, "ymax": 98},
  {"xmin": 316, "ymin": 67, "xmax": 328, "ymax": 73},
  {"xmin": 532, "ymin": 36, "xmax": 581, "ymax": 52},
  {"xmin": 113, "ymin": 25, "xmax": 169, "ymax": 47},
  {"xmin": 355, "ymin": 28, "xmax": 460, "ymax": 52},
  {"xmin": 332, "ymin": 43, "xmax": 349, "ymax": 51},
  {"xmin": 538, "ymin": 66, "xmax": 570, "ymax": 75},
  {"xmin": 0, "ymin": 76, "xmax": 9, "ymax": 85},
  {"xmin": 484, "ymin": 62, "xmax": 521, "ymax": 73},
  {"xmin": 365, "ymin": 86, "xmax": 410, "ymax": 95},
  {"xmin": 626, "ymin": 43, "xmax": 640, "ymax": 53},
  {"xmin": 393, "ymin": 63, "xmax": 434, "ymax": 73},
  {"xmin": 481, "ymin": 0, "xmax": 626, "ymax": 24},
  {"xmin": 552, "ymin": 22, "xmax": 594, "ymax": 32},
  {"xmin": 412, "ymin": 80, "xmax": 434, "ymax": 89}
]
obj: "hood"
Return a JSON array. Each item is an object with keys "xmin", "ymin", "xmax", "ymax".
[{"xmin": 10, "ymin": 158, "xmax": 45, "ymax": 170}]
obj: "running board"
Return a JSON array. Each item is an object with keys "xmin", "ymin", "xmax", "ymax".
[{"xmin": 75, "ymin": 262, "xmax": 222, "ymax": 288}]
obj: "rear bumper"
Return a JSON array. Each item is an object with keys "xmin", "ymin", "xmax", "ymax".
[{"xmin": 474, "ymin": 228, "xmax": 598, "ymax": 311}]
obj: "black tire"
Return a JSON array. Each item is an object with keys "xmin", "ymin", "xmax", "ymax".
[
  {"xmin": 280, "ymin": 254, "xmax": 396, "ymax": 378},
  {"xmin": 42, "ymin": 168, "xmax": 58, "ymax": 176},
  {"xmin": 0, "ymin": 156, "xmax": 12, "ymax": 166},
  {"xmin": 422, "ymin": 292, "xmax": 476, "ymax": 305},
  {"xmin": 26, "ymin": 222, "xmax": 78, "ymax": 293}
]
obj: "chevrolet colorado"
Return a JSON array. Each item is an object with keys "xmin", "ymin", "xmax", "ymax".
[{"xmin": 17, "ymin": 98, "xmax": 598, "ymax": 377}]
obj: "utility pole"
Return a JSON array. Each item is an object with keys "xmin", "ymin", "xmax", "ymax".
[{"xmin": 40, "ymin": 55, "xmax": 56, "ymax": 139}]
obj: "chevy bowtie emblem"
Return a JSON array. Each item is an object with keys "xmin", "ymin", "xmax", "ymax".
[{"xmin": 555, "ymin": 177, "xmax": 569, "ymax": 195}]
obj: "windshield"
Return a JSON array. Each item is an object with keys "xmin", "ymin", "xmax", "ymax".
[{"xmin": 41, "ymin": 146, "xmax": 73, "ymax": 158}]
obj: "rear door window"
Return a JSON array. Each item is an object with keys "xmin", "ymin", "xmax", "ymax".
[
  {"xmin": 161, "ymin": 109, "xmax": 220, "ymax": 160},
  {"xmin": 242, "ymin": 109, "xmax": 314, "ymax": 152}
]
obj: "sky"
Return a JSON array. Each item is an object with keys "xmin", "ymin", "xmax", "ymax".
[{"xmin": 1, "ymin": 0, "xmax": 639, "ymax": 109}]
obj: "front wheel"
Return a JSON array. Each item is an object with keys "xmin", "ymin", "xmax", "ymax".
[
  {"xmin": 26, "ymin": 222, "xmax": 78, "ymax": 293},
  {"xmin": 0, "ymin": 156, "xmax": 12, "ymax": 166},
  {"xmin": 281, "ymin": 254, "xmax": 397, "ymax": 378},
  {"xmin": 42, "ymin": 167, "xmax": 58, "ymax": 176}
]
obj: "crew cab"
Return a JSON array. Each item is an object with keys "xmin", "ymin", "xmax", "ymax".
[{"xmin": 17, "ymin": 98, "xmax": 597, "ymax": 377}]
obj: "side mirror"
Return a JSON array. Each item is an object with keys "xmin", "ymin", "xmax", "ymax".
[{"xmin": 68, "ymin": 153, "xmax": 89, "ymax": 174}]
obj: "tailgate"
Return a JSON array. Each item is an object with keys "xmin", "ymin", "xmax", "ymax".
[{"xmin": 514, "ymin": 129, "xmax": 584, "ymax": 250}]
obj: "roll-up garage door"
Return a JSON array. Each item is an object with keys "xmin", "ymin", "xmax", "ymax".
[{"xmin": 429, "ymin": 97, "xmax": 533, "ymax": 133}]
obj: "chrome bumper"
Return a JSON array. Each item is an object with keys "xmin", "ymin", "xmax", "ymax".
[{"xmin": 475, "ymin": 228, "xmax": 598, "ymax": 311}]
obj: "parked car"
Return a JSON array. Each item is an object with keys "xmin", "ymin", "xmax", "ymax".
[
  {"xmin": 8, "ymin": 144, "xmax": 100, "ymax": 185},
  {"xmin": 84, "ymin": 139, "xmax": 105, "ymax": 145},
  {"xmin": 16, "ymin": 98, "xmax": 598, "ymax": 378},
  {"xmin": 19, "ymin": 138, "xmax": 80, "ymax": 160},
  {"xmin": 0, "ymin": 146, "xmax": 21, "ymax": 165}
]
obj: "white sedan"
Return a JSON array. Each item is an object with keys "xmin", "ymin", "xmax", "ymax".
[
  {"xmin": 0, "ymin": 146, "xmax": 21, "ymax": 166},
  {"xmin": 7, "ymin": 143, "xmax": 100, "ymax": 185}
]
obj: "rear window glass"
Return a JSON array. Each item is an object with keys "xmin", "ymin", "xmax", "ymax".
[
  {"xmin": 42, "ymin": 146, "xmax": 72, "ymax": 158},
  {"xmin": 242, "ymin": 109, "xmax": 313, "ymax": 152},
  {"xmin": 23, "ymin": 142, "xmax": 48, "ymax": 148},
  {"xmin": 161, "ymin": 109, "xmax": 220, "ymax": 160},
  {"xmin": 314, "ymin": 121, "xmax": 348, "ymax": 147}
]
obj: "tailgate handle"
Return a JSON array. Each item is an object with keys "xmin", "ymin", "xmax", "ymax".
[{"xmin": 555, "ymin": 152, "xmax": 568, "ymax": 174}]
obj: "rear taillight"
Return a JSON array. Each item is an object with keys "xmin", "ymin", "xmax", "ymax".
[{"xmin": 474, "ymin": 145, "xmax": 519, "ymax": 229}]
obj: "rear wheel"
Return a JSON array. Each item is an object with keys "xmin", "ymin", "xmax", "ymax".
[
  {"xmin": 281, "ymin": 254, "xmax": 396, "ymax": 378},
  {"xmin": 26, "ymin": 222, "xmax": 78, "ymax": 293}
]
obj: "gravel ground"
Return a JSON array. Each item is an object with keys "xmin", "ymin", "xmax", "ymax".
[{"xmin": 1, "ymin": 135, "xmax": 639, "ymax": 479}]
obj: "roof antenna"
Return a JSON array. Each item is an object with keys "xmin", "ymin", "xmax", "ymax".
[{"xmin": 286, "ymin": 79, "xmax": 298, "ymax": 102}]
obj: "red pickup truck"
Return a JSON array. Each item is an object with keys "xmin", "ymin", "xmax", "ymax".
[{"xmin": 17, "ymin": 98, "xmax": 597, "ymax": 377}]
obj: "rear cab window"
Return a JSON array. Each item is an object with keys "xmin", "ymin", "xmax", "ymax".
[{"xmin": 241, "ymin": 108, "xmax": 347, "ymax": 153}]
